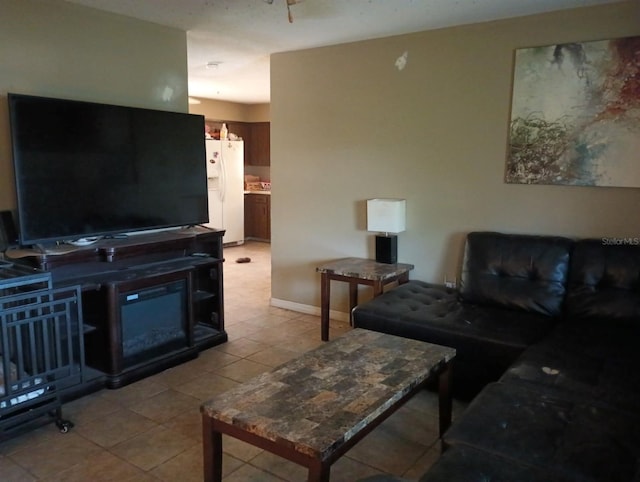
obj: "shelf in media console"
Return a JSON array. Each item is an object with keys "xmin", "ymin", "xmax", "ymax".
[{"xmin": 7, "ymin": 227, "xmax": 225, "ymax": 273}]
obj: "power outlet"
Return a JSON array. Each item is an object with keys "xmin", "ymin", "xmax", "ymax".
[{"xmin": 444, "ymin": 276, "xmax": 457, "ymax": 289}]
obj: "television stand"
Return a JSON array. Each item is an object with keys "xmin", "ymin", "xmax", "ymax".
[{"xmin": 13, "ymin": 227, "xmax": 227, "ymax": 388}]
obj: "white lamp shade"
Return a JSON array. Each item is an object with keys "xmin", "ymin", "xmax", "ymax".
[{"xmin": 367, "ymin": 198, "xmax": 406, "ymax": 233}]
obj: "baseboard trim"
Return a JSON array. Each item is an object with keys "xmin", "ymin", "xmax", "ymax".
[{"xmin": 270, "ymin": 298, "xmax": 349, "ymax": 323}]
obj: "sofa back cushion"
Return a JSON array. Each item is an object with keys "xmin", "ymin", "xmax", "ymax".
[
  {"xmin": 566, "ymin": 239, "xmax": 640, "ymax": 324},
  {"xmin": 460, "ymin": 232, "xmax": 572, "ymax": 317}
]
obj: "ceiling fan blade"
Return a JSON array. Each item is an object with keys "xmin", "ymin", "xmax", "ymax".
[{"xmin": 286, "ymin": 0, "xmax": 296, "ymax": 23}]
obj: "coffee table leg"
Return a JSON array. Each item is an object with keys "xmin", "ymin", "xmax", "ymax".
[
  {"xmin": 202, "ymin": 415, "xmax": 222, "ymax": 482},
  {"xmin": 309, "ymin": 461, "xmax": 331, "ymax": 482},
  {"xmin": 320, "ymin": 273, "xmax": 330, "ymax": 341},
  {"xmin": 438, "ymin": 362, "xmax": 453, "ymax": 438}
]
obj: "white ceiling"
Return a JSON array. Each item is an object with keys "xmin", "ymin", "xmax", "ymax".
[{"xmin": 64, "ymin": 0, "xmax": 618, "ymax": 104}]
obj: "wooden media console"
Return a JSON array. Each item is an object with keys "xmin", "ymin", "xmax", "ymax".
[{"xmin": 11, "ymin": 226, "xmax": 227, "ymax": 389}]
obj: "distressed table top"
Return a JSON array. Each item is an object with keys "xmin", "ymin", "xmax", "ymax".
[
  {"xmin": 315, "ymin": 257, "xmax": 414, "ymax": 281},
  {"xmin": 201, "ymin": 328, "xmax": 455, "ymax": 461}
]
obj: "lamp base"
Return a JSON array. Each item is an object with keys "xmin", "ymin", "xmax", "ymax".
[{"xmin": 375, "ymin": 234, "xmax": 397, "ymax": 264}]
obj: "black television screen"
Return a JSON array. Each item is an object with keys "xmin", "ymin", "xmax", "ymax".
[{"xmin": 8, "ymin": 93, "xmax": 208, "ymax": 246}]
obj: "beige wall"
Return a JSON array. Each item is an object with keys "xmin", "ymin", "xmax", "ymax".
[
  {"xmin": 248, "ymin": 103, "xmax": 271, "ymax": 122},
  {"xmin": 0, "ymin": 0, "xmax": 189, "ymax": 211},
  {"xmin": 270, "ymin": 1, "xmax": 640, "ymax": 317},
  {"xmin": 189, "ymin": 97, "xmax": 270, "ymax": 122}
]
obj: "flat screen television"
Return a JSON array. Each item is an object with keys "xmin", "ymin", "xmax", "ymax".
[{"xmin": 8, "ymin": 93, "xmax": 208, "ymax": 247}]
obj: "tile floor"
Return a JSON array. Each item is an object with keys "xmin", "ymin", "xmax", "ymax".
[{"xmin": 0, "ymin": 241, "xmax": 465, "ymax": 481}]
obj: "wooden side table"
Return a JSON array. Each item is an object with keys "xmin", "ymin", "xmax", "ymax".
[{"xmin": 316, "ymin": 257, "xmax": 414, "ymax": 341}]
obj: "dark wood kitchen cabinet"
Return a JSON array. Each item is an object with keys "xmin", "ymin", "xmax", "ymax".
[
  {"xmin": 227, "ymin": 122, "xmax": 251, "ymax": 145},
  {"xmin": 204, "ymin": 119, "xmax": 269, "ymax": 166},
  {"xmin": 248, "ymin": 122, "xmax": 270, "ymax": 166},
  {"xmin": 204, "ymin": 120, "xmax": 250, "ymax": 145},
  {"xmin": 244, "ymin": 194, "xmax": 271, "ymax": 241}
]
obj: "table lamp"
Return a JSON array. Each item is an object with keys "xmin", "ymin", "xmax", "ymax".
[{"xmin": 367, "ymin": 198, "xmax": 406, "ymax": 264}]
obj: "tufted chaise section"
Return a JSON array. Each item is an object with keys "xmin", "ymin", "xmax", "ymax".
[{"xmin": 353, "ymin": 232, "xmax": 572, "ymax": 398}]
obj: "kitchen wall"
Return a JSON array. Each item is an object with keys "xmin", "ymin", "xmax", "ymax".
[
  {"xmin": 189, "ymin": 97, "xmax": 270, "ymax": 123},
  {"xmin": 0, "ymin": 0, "xmax": 188, "ymax": 212},
  {"xmin": 189, "ymin": 98, "xmax": 271, "ymax": 181},
  {"xmin": 270, "ymin": 1, "xmax": 640, "ymax": 318}
]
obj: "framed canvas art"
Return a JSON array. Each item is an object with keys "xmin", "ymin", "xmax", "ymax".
[{"xmin": 505, "ymin": 36, "xmax": 640, "ymax": 188}]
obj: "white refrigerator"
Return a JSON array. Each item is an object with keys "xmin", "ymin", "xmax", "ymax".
[{"xmin": 204, "ymin": 139, "xmax": 245, "ymax": 245}]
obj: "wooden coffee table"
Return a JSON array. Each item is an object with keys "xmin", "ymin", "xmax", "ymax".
[{"xmin": 201, "ymin": 328, "xmax": 455, "ymax": 482}]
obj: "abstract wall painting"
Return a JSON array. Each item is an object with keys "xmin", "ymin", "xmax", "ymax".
[{"xmin": 505, "ymin": 36, "xmax": 640, "ymax": 188}]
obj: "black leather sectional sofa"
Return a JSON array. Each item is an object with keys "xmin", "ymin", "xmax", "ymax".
[{"xmin": 353, "ymin": 232, "xmax": 640, "ymax": 481}]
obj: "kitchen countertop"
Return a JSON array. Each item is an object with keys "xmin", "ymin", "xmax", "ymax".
[{"xmin": 244, "ymin": 190, "xmax": 271, "ymax": 195}]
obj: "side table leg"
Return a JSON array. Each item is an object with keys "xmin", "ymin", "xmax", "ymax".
[
  {"xmin": 438, "ymin": 362, "xmax": 453, "ymax": 438},
  {"xmin": 320, "ymin": 273, "xmax": 330, "ymax": 341},
  {"xmin": 348, "ymin": 281, "xmax": 358, "ymax": 326},
  {"xmin": 202, "ymin": 415, "xmax": 223, "ymax": 482},
  {"xmin": 372, "ymin": 280, "xmax": 384, "ymax": 297}
]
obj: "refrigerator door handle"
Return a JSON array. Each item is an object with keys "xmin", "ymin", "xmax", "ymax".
[{"xmin": 219, "ymin": 155, "xmax": 226, "ymax": 202}]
